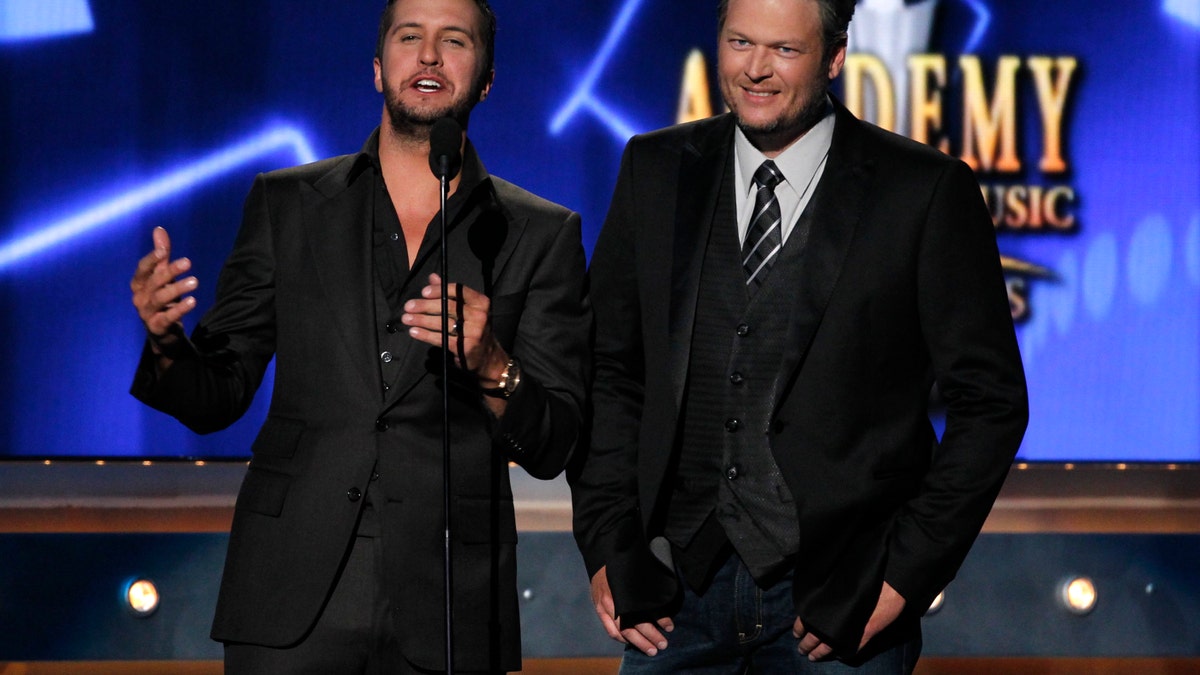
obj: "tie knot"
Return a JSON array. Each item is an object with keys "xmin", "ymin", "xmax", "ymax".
[{"xmin": 753, "ymin": 160, "xmax": 783, "ymax": 190}]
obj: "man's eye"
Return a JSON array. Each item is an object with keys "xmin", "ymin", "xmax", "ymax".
[
  {"xmin": 446, "ymin": 38, "xmax": 466, "ymax": 47},
  {"xmin": 731, "ymin": 39, "xmax": 751, "ymax": 49}
]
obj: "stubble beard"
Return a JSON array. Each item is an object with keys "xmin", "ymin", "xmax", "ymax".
[
  {"xmin": 732, "ymin": 77, "xmax": 831, "ymax": 152},
  {"xmin": 381, "ymin": 71, "xmax": 486, "ymax": 142}
]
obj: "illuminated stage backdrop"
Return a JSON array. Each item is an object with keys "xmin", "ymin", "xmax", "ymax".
[{"xmin": 0, "ymin": 1, "xmax": 1196, "ymax": 461}]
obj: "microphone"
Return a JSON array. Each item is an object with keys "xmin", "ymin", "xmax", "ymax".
[{"xmin": 428, "ymin": 117, "xmax": 463, "ymax": 180}]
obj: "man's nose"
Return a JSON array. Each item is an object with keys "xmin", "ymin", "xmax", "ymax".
[
  {"xmin": 419, "ymin": 41, "xmax": 441, "ymax": 66},
  {"xmin": 746, "ymin": 48, "xmax": 772, "ymax": 80}
]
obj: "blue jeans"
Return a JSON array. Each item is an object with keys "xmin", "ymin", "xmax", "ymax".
[{"xmin": 619, "ymin": 554, "xmax": 921, "ymax": 674}]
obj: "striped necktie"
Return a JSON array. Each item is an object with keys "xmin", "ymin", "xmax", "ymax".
[{"xmin": 742, "ymin": 160, "xmax": 784, "ymax": 288}]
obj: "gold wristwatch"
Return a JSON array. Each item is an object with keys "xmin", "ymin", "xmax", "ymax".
[{"xmin": 485, "ymin": 357, "xmax": 522, "ymax": 399}]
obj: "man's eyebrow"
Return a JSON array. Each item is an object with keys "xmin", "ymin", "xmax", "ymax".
[{"xmin": 391, "ymin": 21, "xmax": 475, "ymax": 38}]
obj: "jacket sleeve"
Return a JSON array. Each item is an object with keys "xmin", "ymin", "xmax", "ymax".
[
  {"xmin": 130, "ymin": 173, "xmax": 277, "ymax": 434},
  {"xmin": 489, "ymin": 209, "xmax": 592, "ymax": 480},
  {"xmin": 884, "ymin": 159, "xmax": 1029, "ymax": 613},
  {"xmin": 569, "ymin": 140, "xmax": 680, "ymax": 617}
]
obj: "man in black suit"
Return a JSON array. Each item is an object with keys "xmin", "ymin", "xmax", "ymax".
[
  {"xmin": 571, "ymin": 0, "xmax": 1027, "ymax": 672},
  {"xmin": 129, "ymin": 0, "xmax": 589, "ymax": 672}
]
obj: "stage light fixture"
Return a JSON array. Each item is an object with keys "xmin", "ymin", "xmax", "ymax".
[
  {"xmin": 124, "ymin": 579, "xmax": 160, "ymax": 617},
  {"xmin": 927, "ymin": 590, "xmax": 945, "ymax": 615},
  {"xmin": 1059, "ymin": 576, "xmax": 1097, "ymax": 615}
]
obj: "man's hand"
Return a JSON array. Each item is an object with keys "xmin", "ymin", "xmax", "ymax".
[
  {"xmin": 590, "ymin": 566, "xmax": 675, "ymax": 657},
  {"xmin": 794, "ymin": 581, "xmax": 907, "ymax": 661},
  {"xmin": 401, "ymin": 272, "xmax": 508, "ymax": 385},
  {"xmin": 130, "ymin": 227, "xmax": 198, "ymax": 359}
]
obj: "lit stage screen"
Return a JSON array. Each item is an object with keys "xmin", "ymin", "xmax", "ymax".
[{"xmin": 1, "ymin": 1, "xmax": 1197, "ymax": 461}]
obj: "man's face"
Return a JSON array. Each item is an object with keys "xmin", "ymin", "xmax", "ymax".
[
  {"xmin": 718, "ymin": 0, "xmax": 845, "ymax": 154},
  {"xmin": 373, "ymin": 0, "xmax": 494, "ymax": 130}
]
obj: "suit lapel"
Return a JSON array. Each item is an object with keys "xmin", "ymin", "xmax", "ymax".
[
  {"xmin": 303, "ymin": 156, "xmax": 380, "ymax": 395},
  {"xmin": 668, "ymin": 116, "xmax": 736, "ymax": 408},
  {"xmin": 771, "ymin": 104, "xmax": 875, "ymax": 415}
]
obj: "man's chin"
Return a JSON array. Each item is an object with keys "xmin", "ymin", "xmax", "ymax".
[{"xmin": 386, "ymin": 104, "xmax": 469, "ymax": 136}]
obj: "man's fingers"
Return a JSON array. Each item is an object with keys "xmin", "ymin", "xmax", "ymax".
[
  {"xmin": 152, "ymin": 226, "xmax": 172, "ymax": 257},
  {"xmin": 798, "ymin": 632, "xmax": 822, "ymax": 655},
  {"xmin": 132, "ymin": 249, "xmax": 167, "ymax": 286},
  {"xmin": 143, "ymin": 300, "xmax": 194, "ymax": 337},
  {"xmin": 593, "ymin": 605, "xmax": 624, "ymax": 643},
  {"xmin": 620, "ymin": 623, "xmax": 667, "ymax": 657},
  {"xmin": 419, "ymin": 273, "xmax": 488, "ymax": 307},
  {"xmin": 807, "ymin": 643, "xmax": 834, "ymax": 661}
]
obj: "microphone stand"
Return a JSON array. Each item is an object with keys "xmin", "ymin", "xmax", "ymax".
[
  {"xmin": 437, "ymin": 163, "xmax": 454, "ymax": 675},
  {"xmin": 430, "ymin": 115, "xmax": 461, "ymax": 674}
]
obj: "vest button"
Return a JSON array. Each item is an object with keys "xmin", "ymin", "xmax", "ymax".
[
  {"xmin": 726, "ymin": 465, "xmax": 740, "ymax": 481},
  {"xmin": 375, "ymin": 419, "xmax": 389, "ymax": 432},
  {"xmin": 380, "ymin": 351, "xmax": 393, "ymax": 364},
  {"xmin": 736, "ymin": 323, "xmax": 750, "ymax": 337},
  {"xmin": 347, "ymin": 487, "xmax": 362, "ymax": 502},
  {"xmin": 729, "ymin": 372, "xmax": 745, "ymax": 385},
  {"xmin": 724, "ymin": 418, "xmax": 741, "ymax": 432}
]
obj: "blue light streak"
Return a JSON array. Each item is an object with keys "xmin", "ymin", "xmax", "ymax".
[
  {"xmin": 958, "ymin": 0, "xmax": 992, "ymax": 54},
  {"xmin": 550, "ymin": 0, "xmax": 646, "ymax": 142},
  {"xmin": 1164, "ymin": 0, "xmax": 1200, "ymax": 28},
  {"xmin": 0, "ymin": 0, "xmax": 93, "ymax": 42},
  {"xmin": 0, "ymin": 125, "xmax": 317, "ymax": 272}
]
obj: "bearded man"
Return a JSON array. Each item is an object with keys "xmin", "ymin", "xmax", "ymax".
[
  {"xmin": 571, "ymin": 0, "xmax": 1027, "ymax": 672},
  {"xmin": 130, "ymin": 1, "xmax": 590, "ymax": 672}
]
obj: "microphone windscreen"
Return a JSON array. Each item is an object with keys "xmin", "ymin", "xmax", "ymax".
[{"xmin": 429, "ymin": 117, "xmax": 464, "ymax": 180}]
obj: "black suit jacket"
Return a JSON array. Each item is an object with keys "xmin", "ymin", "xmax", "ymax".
[
  {"xmin": 572, "ymin": 102, "xmax": 1028, "ymax": 657},
  {"xmin": 132, "ymin": 132, "xmax": 590, "ymax": 671}
]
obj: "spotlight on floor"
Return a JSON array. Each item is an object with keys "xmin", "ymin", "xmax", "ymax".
[
  {"xmin": 1059, "ymin": 576, "xmax": 1097, "ymax": 615},
  {"xmin": 124, "ymin": 578, "xmax": 160, "ymax": 617}
]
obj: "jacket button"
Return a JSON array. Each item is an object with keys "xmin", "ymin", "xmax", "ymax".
[
  {"xmin": 386, "ymin": 322, "xmax": 399, "ymax": 334},
  {"xmin": 729, "ymin": 372, "xmax": 745, "ymax": 385},
  {"xmin": 347, "ymin": 487, "xmax": 362, "ymax": 502},
  {"xmin": 375, "ymin": 419, "xmax": 389, "ymax": 432},
  {"xmin": 380, "ymin": 351, "xmax": 393, "ymax": 364},
  {"xmin": 724, "ymin": 418, "xmax": 741, "ymax": 432},
  {"xmin": 726, "ymin": 465, "xmax": 740, "ymax": 481},
  {"xmin": 736, "ymin": 323, "xmax": 750, "ymax": 337}
]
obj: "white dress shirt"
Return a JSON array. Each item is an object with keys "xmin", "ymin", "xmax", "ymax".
[{"xmin": 733, "ymin": 100, "xmax": 836, "ymax": 247}]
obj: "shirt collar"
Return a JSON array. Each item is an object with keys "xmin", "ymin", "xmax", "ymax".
[
  {"xmin": 734, "ymin": 97, "xmax": 835, "ymax": 195},
  {"xmin": 352, "ymin": 126, "xmax": 493, "ymax": 200}
]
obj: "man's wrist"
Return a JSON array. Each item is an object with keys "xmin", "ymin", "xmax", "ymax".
[
  {"xmin": 146, "ymin": 325, "xmax": 191, "ymax": 361},
  {"xmin": 482, "ymin": 356, "xmax": 521, "ymax": 399}
]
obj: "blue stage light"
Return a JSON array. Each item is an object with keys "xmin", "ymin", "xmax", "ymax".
[
  {"xmin": 550, "ymin": 0, "xmax": 646, "ymax": 142},
  {"xmin": 0, "ymin": 125, "xmax": 317, "ymax": 272},
  {"xmin": 0, "ymin": 0, "xmax": 93, "ymax": 42},
  {"xmin": 1165, "ymin": 0, "xmax": 1200, "ymax": 28},
  {"xmin": 958, "ymin": 0, "xmax": 993, "ymax": 54}
]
